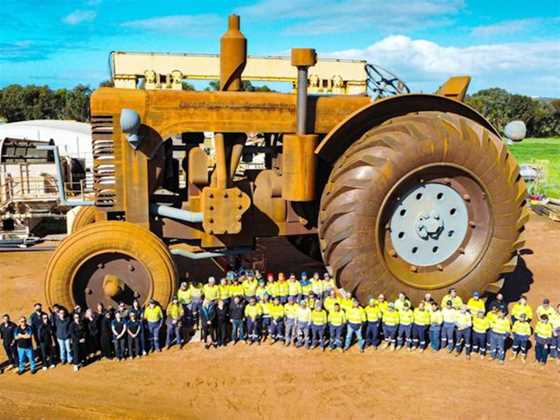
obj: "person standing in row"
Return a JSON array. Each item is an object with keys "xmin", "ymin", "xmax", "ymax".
[
  {"xmin": 229, "ymin": 296, "xmax": 245, "ymax": 344},
  {"xmin": 489, "ymin": 312, "xmax": 510, "ymax": 364},
  {"xmin": 129, "ymin": 300, "xmax": 147, "ymax": 355},
  {"xmin": 100, "ymin": 311, "xmax": 114, "ymax": 359},
  {"xmin": 166, "ymin": 297, "xmax": 184, "ymax": 349},
  {"xmin": 365, "ymin": 299, "xmax": 381, "ymax": 350},
  {"xmin": 534, "ymin": 315, "xmax": 553, "ymax": 365},
  {"xmin": 144, "ymin": 300, "xmax": 164, "ymax": 353},
  {"xmin": 269, "ymin": 297, "xmax": 285, "ymax": 344},
  {"xmin": 70, "ymin": 312, "xmax": 87, "ymax": 372},
  {"xmin": 54, "ymin": 308, "xmax": 72, "ymax": 365},
  {"xmin": 455, "ymin": 306, "xmax": 472, "ymax": 359},
  {"xmin": 344, "ymin": 299, "xmax": 366, "ymax": 353},
  {"xmin": 328, "ymin": 303, "xmax": 346, "ymax": 351},
  {"xmin": 15, "ymin": 317, "xmax": 36, "ymax": 375},
  {"xmin": 412, "ymin": 302, "xmax": 430, "ymax": 351},
  {"xmin": 511, "ymin": 313, "xmax": 531, "ymax": 362},
  {"xmin": 382, "ymin": 303, "xmax": 399, "ymax": 350},
  {"xmin": 84, "ymin": 309, "xmax": 99, "ymax": 360},
  {"xmin": 216, "ymin": 300, "xmax": 229, "ymax": 347},
  {"xmin": 441, "ymin": 301, "xmax": 456, "ymax": 352},
  {"xmin": 200, "ymin": 299, "xmax": 217, "ymax": 349},
  {"xmin": 429, "ymin": 303, "xmax": 443, "ymax": 351},
  {"xmin": 127, "ymin": 312, "xmax": 142, "ymax": 358},
  {"xmin": 310, "ymin": 302, "xmax": 327, "ymax": 351},
  {"xmin": 244, "ymin": 297, "xmax": 262, "ymax": 345},
  {"xmin": 472, "ymin": 311, "xmax": 489, "ymax": 359},
  {"xmin": 111, "ymin": 311, "xmax": 127, "ymax": 361},
  {"xmin": 397, "ymin": 303, "xmax": 413, "ymax": 351},
  {"xmin": 1, "ymin": 314, "xmax": 17, "ymax": 370},
  {"xmin": 37, "ymin": 313, "xmax": 56, "ymax": 370}
]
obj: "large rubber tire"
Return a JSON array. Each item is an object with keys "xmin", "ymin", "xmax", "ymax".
[
  {"xmin": 319, "ymin": 111, "xmax": 527, "ymax": 304},
  {"xmin": 70, "ymin": 206, "xmax": 96, "ymax": 233},
  {"xmin": 45, "ymin": 221, "xmax": 177, "ymax": 310}
]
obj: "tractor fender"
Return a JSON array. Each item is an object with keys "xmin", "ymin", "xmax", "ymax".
[{"xmin": 315, "ymin": 93, "xmax": 500, "ymax": 164}]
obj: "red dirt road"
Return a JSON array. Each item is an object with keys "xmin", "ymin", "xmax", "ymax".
[{"xmin": 0, "ymin": 215, "xmax": 558, "ymax": 419}]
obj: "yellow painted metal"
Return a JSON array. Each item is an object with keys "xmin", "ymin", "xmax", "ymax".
[
  {"xmin": 282, "ymin": 134, "xmax": 319, "ymax": 201},
  {"xmin": 291, "ymin": 48, "xmax": 317, "ymax": 68},
  {"xmin": 436, "ymin": 76, "xmax": 471, "ymax": 101},
  {"xmin": 200, "ymin": 186, "xmax": 251, "ymax": 234},
  {"xmin": 111, "ymin": 54, "xmax": 368, "ymax": 95}
]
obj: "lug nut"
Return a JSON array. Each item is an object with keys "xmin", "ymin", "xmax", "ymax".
[
  {"xmin": 437, "ymin": 264, "xmax": 443, "ymax": 271},
  {"xmin": 388, "ymin": 249, "xmax": 397, "ymax": 257},
  {"xmin": 128, "ymin": 264, "xmax": 135, "ymax": 272},
  {"xmin": 410, "ymin": 265, "xmax": 418, "ymax": 272},
  {"xmin": 469, "ymin": 221, "xmax": 476, "ymax": 228},
  {"xmin": 463, "ymin": 194, "xmax": 471, "ymax": 202},
  {"xmin": 97, "ymin": 263, "xmax": 104, "ymax": 269},
  {"xmin": 85, "ymin": 288, "xmax": 93, "ymax": 295},
  {"xmin": 458, "ymin": 247, "xmax": 465, "ymax": 254}
]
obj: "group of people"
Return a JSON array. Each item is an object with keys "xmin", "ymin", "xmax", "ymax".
[{"xmin": 1, "ymin": 270, "xmax": 559, "ymax": 375}]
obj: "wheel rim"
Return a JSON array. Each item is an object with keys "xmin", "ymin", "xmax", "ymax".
[
  {"xmin": 379, "ymin": 165, "xmax": 492, "ymax": 290},
  {"xmin": 71, "ymin": 251, "xmax": 152, "ymax": 308}
]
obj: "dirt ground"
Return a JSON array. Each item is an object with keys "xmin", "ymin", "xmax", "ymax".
[{"xmin": 0, "ymin": 214, "xmax": 559, "ymax": 419}]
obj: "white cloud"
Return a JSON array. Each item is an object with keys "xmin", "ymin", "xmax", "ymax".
[
  {"xmin": 237, "ymin": 0, "xmax": 464, "ymax": 35},
  {"xmin": 62, "ymin": 10, "xmax": 96, "ymax": 25},
  {"xmin": 331, "ymin": 36, "xmax": 560, "ymax": 96},
  {"xmin": 471, "ymin": 18, "xmax": 541, "ymax": 37},
  {"xmin": 121, "ymin": 14, "xmax": 221, "ymax": 35}
]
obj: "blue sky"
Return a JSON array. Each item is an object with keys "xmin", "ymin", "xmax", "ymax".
[{"xmin": 0, "ymin": 0, "xmax": 559, "ymax": 96}]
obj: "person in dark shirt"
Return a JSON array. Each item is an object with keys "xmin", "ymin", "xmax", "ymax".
[
  {"xmin": 100, "ymin": 310, "xmax": 114, "ymax": 359},
  {"xmin": 488, "ymin": 293, "xmax": 508, "ymax": 314},
  {"xmin": 0, "ymin": 314, "xmax": 18, "ymax": 370},
  {"xmin": 84, "ymin": 309, "xmax": 99, "ymax": 360},
  {"xmin": 15, "ymin": 317, "xmax": 36, "ymax": 375},
  {"xmin": 111, "ymin": 311, "xmax": 127, "ymax": 361},
  {"xmin": 229, "ymin": 296, "xmax": 245, "ymax": 344},
  {"xmin": 37, "ymin": 313, "xmax": 56, "ymax": 370},
  {"xmin": 69, "ymin": 313, "xmax": 87, "ymax": 372},
  {"xmin": 200, "ymin": 299, "xmax": 217, "ymax": 350},
  {"xmin": 54, "ymin": 309, "xmax": 72, "ymax": 364},
  {"xmin": 129, "ymin": 300, "xmax": 146, "ymax": 356},
  {"xmin": 127, "ymin": 312, "xmax": 142, "ymax": 358},
  {"xmin": 29, "ymin": 303, "xmax": 46, "ymax": 356},
  {"xmin": 216, "ymin": 300, "xmax": 229, "ymax": 347}
]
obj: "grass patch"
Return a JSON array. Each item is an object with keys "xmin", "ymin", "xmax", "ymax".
[{"xmin": 508, "ymin": 137, "xmax": 560, "ymax": 198}]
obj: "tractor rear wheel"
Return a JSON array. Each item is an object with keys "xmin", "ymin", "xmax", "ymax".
[
  {"xmin": 319, "ymin": 111, "xmax": 527, "ymax": 304},
  {"xmin": 45, "ymin": 221, "xmax": 176, "ymax": 310},
  {"xmin": 70, "ymin": 206, "xmax": 96, "ymax": 233}
]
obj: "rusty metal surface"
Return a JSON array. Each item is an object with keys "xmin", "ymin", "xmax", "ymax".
[
  {"xmin": 201, "ymin": 186, "xmax": 251, "ymax": 234},
  {"xmin": 319, "ymin": 111, "xmax": 527, "ymax": 304},
  {"xmin": 436, "ymin": 76, "xmax": 471, "ymax": 101},
  {"xmin": 282, "ymin": 134, "xmax": 318, "ymax": 201},
  {"xmin": 220, "ymin": 14, "xmax": 246, "ymax": 92}
]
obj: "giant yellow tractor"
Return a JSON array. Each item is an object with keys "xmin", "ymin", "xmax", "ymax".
[{"xmin": 45, "ymin": 15, "xmax": 527, "ymax": 310}]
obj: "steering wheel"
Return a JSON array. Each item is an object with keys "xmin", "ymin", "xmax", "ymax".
[{"xmin": 366, "ymin": 64, "xmax": 410, "ymax": 99}]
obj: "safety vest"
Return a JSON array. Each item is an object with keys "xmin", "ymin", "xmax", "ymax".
[
  {"xmin": 394, "ymin": 298, "xmax": 411, "ymax": 312},
  {"xmin": 467, "ymin": 298, "xmax": 485, "ymax": 315},
  {"xmin": 177, "ymin": 288, "xmax": 191, "ymax": 305},
  {"xmin": 346, "ymin": 307, "xmax": 366, "ymax": 324},
  {"xmin": 144, "ymin": 306, "xmax": 163, "ymax": 322},
  {"xmin": 167, "ymin": 303, "xmax": 183, "ymax": 320},
  {"xmin": 430, "ymin": 310, "xmax": 443, "ymax": 325},
  {"xmin": 270, "ymin": 304, "xmax": 285, "ymax": 319},
  {"xmin": 242, "ymin": 280, "xmax": 258, "ymax": 297},
  {"xmin": 328, "ymin": 310, "xmax": 346, "ymax": 326},
  {"xmin": 261, "ymin": 302, "xmax": 272, "ymax": 317},
  {"xmin": 376, "ymin": 300, "xmax": 389, "ymax": 316},
  {"xmin": 311, "ymin": 309, "xmax": 327, "ymax": 326},
  {"xmin": 296, "ymin": 307, "xmax": 311, "ymax": 323},
  {"xmin": 266, "ymin": 282, "xmax": 278, "ymax": 297},
  {"xmin": 536, "ymin": 305, "xmax": 557, "ymax": 319},
  {"xmin": 512, "ymin": 320, "xmax": 531, "ymax": 336},
  {"xmin": 256, "ymin": 286, "xmax": 267, "ymax": 301},
  {"xmin": 486, "ymin": 311, "xmax": 498, "ymax": 326},
  {"xmin": 472, "ymin": 317, "xmax": 489, "ymax": 334},
  {"xmin": 442, "ymin": 308, "xmax": 457, "ymax": 323},
  {"xmin": 441, "ymin": 295, "xmax": 463, "ymax": 309},
  {"xmin": 301, "ymin": 283, "xmax": 312, "ymax": 296},
  {"xmin": 203, "ymin": 285, "xmax": 220, "ymax": 301},
  {"xmin": 230, "ymin": 284, "xmax": 244, "ymax": 297},
  {"xmin": 382, "ymin": 310, "xmax": 399, "ymax": 326},
  {"xmin": 325, "ymin": 278, "xmax": 336, "ymax": 291},
  {"xmin": 413, "ymin": 309, "xmax": 430, "ymax": 326},
  {"xmin": 284, "ymin": 303, "xmax": 298, "ymax": 320},
  {"xmin": 189, "ymin": 284, "xmax": 203, "ymax": 299},
  {"xmin": 324, "ymin": 296, "xmax": 338, "ymax": 313},
  {"xmin": 511, "ymin": 303, "xmax": 533, "ymax": 320},
  {"xmin": 277, "ymin": 281, "xmax": 289, "ymax": 297},
  {"xmin": 399, "ymin": 309, "xmax": 414, "ymax": 326},
  {"xmin": 365, "ymin": 305, "xmax": 381, "ymax": 322},
  {"xmin": 288, "ymin": 281, "xmax": 302, "ymax": 296},
  {"xmin": 455, "ymin": 312, "xmax": 472, "ymax": 330},
  {"xmin": 311, "ymin": 279, "xmax": 324, "ymax": 295},
  {"xmin": 535, "ymin": 321, "xmax": 553, "ymax": 338},
  {"xmin": 492, "ymin": 318, "xmax": 511, "ymax": 334},
  {"xmin": 219, "ymin": 284, "xmax": 231, "ymax": 300},
  {"xmin": 244, "ymin": 304, "xmax": 263, "ymax": 320},
  {"xmin": 340, "ymin": 298, "xmax": 353, "ymax": 313}
]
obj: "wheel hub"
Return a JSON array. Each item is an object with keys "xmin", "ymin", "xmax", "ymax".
[{"xmin": 390, "ymin": 183, "xmax": 468, "ymax": 267}]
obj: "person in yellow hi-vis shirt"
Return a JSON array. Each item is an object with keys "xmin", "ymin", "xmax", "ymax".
[
  {"xmin": 328, "ymin": 302, "xmax": 346, "ymax": 351},
  {"xmin": 242, "ymin": 274, "xmax": 259, "ymax": 299},
  {"xmin": 287, "ymin": 273, "xmax": 303, "ymax": 302},
  {"xmin": 260, "ymin": 294, "xmax": 273, "ymax": 342},
  {"xmin": 397, "ymin": 303, "xmax": 414, "ymax": 351},
  {"xmin": 144, "ymin": 299, "xmax": 164, "ymax": 352},
  {"xmin": 310, "ymin": 302, "xmax": 328, "ymax": 350},
  {"xmin": 311, "ymin": 272, "xmax": 324, "ymax": 298},
  {"xmin": 256, "ymin": 279, "xmax": 268, "ymax": 302},
  {"xmin": 365, "ymin": 298, "xmax": 381, "ymax": 349},
  {"xmin": 489, "ymin": 312, "xmax": 510, "ymax": 364},
  {"xmin": 229, "ymin": 278, "xmax": 244, "ymax": 299},
  {"xmin": 535, "ymin": 314, "xmax": 553, "ymax": 365},
  {"xmin": 429, "ymin": 302, "xmax": 443, "ymax": 351},
  {"xmin": 284, "ymin": 296, "xmax": 299, "ymax": 346},
  {"xmin": 382, "ymin": 303, "xmax": 399, "ymax": 351},
  {"xmin": 203, "ymin": 277, "xmax": 220, "ymax": 302},
  {"xmin": 276, "ymin": 273, "xmax": 290, "ymax": 304},
  {"xmin": 441, "ymin": 288, "xmax": 463, "ymax": 309},
  {"xmin": 269, "ymin": 297, "xmax": 285, "ymax": 344},
  {"xmin": 511, "ymin": 296, "xmax": 533, "ymax": 324},
  {"xmin": 472, "ymin": 311, "xmax": 490, "ymax": 359},
  {"xmin": 265, "ymin": 273, "xmax": 278, "ymax": 299},
  {"xmin": 412, "ymin": 302, "xmax": 430, "ymax": 351},
  {"xmin": 295, "ymin": 300, "xmax": 311, "ymax": 348},
  {"xmin": 219, "ymin": 278, "xmax": 231, "ymax": 306},
  {"xmin": 511, "ymin": 313, "xmax": 531, "ymax": 362},
  {"xmin": 244, "ymin": 297, "xmax": 262, "ymax": 345},
  {"xmin": 344, "ymin": 299, "xmax": 366, "ymax": 352},
  {"xmin": 394, "ymin": 292, "xmax": 411, "ymax": 312},
  {"xmin": 188, "ymin": 280, "xmax": 203, "ymax": 329},
  {"xmin": 300, "ymin": 272, "xmax": 312, "ymax": 297},
  {"xmin": 324, "ymin": 290, "xmax": 338, "ymax": 313},
  {"xmin": 536, "ymin": 298, "xmax": 556, "ymax": 319},
  {"xmin": 165, "ymin": 297, "xmax": 184, "ymax": 349},
  {"xmin": 467, "ymin": 291, "xmax": 485, "ymax": 315}
]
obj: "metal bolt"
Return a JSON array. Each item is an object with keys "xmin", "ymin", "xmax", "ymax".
[
  {"xmin": 209, "ymin": 193, "xmax": 214, "ymax": 199},
  {"xmin": 97, "ymin": 263, "xmax": 104, "ymax": 269},
  {"xmin": 128, "ymin": 264, "xmax": 135, "ymax": 272},
  {"xmin": 385, "ymin": 223, "xmax": 391, "ymax": 230},
  {"xmin": 419, "ymin": 178, "xmax": 425, "ymax": 183},
  {"xmin": 437, "ymin": 264, "xmax": 443, "ymax": 271},
  {"xmin": 224, "ymin": 193, "xmax": 229, "ymax": 198},
  {"xmin": 238, "ymin": 193, "xmax": 243, "ymax": 198},
  {"xmin": 410, "ymin": 265, "xmax": 418, "ymax": 273},
  {"xmin": 209, "ymin": 219, "xmax": 214, "ymax": 224},
  {"xmin": 458, "ymin": 247, "xmax": 465, "ymax": 254},
  {"xmin": 388, "ymin": 249, "xmax": 396, "ymax": 257},
  {"xmin": 238, "ymin": 205, "xmax": 242, "ymax": 210},
  {"xmin": 463, "ymin": 194, "xmax": 471, "ymax": 202},
  {"xmin": 85, "ymin": 288, "xmax": 93, "ymax": 295},
  {"xmin": 443, "ymin": 178, "xmax": 452, "ymax": 186},
  {"xmin": 469, "ymin": 221, "xmax": 476, "ymax": 228}
]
